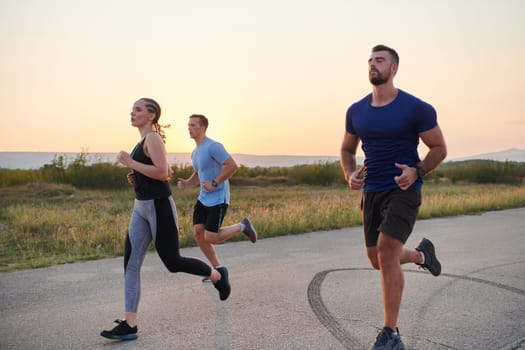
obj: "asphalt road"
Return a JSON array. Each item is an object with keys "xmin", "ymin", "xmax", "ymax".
[{"xmin": 1, "ymin": 208, "xmax": 524, "ymax": 350}]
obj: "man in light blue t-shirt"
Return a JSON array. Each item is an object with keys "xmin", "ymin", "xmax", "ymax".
[{"xmin": 178, "ymin": 114, "xmax": 257, "ymax": 299}]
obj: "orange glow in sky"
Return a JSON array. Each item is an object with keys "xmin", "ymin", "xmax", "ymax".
[{"xmin": 1, "ymin": 0, "xmax": 524, "ymax": 159}]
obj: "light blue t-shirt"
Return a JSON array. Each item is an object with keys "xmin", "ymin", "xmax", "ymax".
[{"xmin": 191, "ymin": 137, "xmax": 231, "ymax": 206}]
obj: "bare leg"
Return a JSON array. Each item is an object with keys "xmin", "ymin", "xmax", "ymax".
[
  {"xmin": 194, "ymin": 224, "xmax": 221, "ymax": 267},
  {"xmin": 209, "ymin": 268, "xmax": 221, "ymax": 283},
  {"xmin": 377, "ymin": 233, "xmax": 404, "ymax": 331},
  {"xmin": 124, "ymin": 312, "xmax": 137, "ymax": 326},
  {"xmin": 400, "ymin": 245, "xmax": 423, "ymax": 265},
  {"xmin": 204, "ymin": 223, "xmax": 242, "ymax": 244},
  {"xmin": 369, "ymin": 245, "xmax": 423, "ymax": 267}
]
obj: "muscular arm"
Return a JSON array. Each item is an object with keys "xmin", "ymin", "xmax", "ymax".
[
  {"xmin": 340, "ymin": 132, "xmax": 360, "ymax": 182},
  {"xmin": 200, "ymin": 156, "xmax": 238, "ymax": 191},
  {"xmin": 186, "ymin": 172, "xmax": 201, "ymax": 186},
  {"xmin": 418, "ymin": 125, "xmax": 447, "ymax": 174},
  {"xmin": 395, "ymin": 125, "xmax": 447, "ymax": 190},
  {"xmin": 176, "ymin": 170, "xmax": 200, "ymax": 190},
  {"xmin": 215, "ymin": 157, "xmax": 238, "ymax": 183},
  {"xmin": 340, "ymin": 132, "xmax": 366, "ymax": 190},
  {"xmin": 117, "ymin": 133, "xmax": 170, "ymax": 181}
]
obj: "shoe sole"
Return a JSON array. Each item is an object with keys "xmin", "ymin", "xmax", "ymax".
[{"xmin": 100, "ymin": 331, "xmax": 138, "ymax": 341}]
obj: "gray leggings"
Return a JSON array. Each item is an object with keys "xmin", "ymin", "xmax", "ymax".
[{"xmin": 124, "ymin": 196, "xmax": 212, "ymax": 312}]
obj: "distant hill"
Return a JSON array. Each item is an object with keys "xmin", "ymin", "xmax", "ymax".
[
  {"xmin": 1, "ymin": 148, "xmax": 524, "ymax": 170},
  {"xmin": 450, "ymin": 148, "xmax": 525, "ymax": 163}
]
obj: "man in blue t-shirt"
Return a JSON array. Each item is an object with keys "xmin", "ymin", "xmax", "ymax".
[
  {"xmin": 178, "ymin": 114, "xmax": 257, "ymax": 299},
  {"xmin": 340, "ymin": 45, "xmax": 447, "ymax": 350}
]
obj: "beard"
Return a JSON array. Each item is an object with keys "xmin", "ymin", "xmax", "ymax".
[{"xmin": 369, "ymin": 71, "xmax": 390, "ymax": 86}]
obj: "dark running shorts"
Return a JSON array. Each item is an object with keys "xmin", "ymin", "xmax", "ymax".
[
  {"xmin": 193, "ymin": 200, "xmax": 228, "ymax": 233},
  {"xmin": 361, "ymin": 188, "xmax": 421, "ymax": 247}
]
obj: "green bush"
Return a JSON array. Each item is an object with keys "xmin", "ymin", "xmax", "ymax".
[
  {"xmin": 0, "ymin": 169, "xmax": 42, "ymax": 187},
  {"xmin": 1, "ymin": 153, "xmax": 524, "ymax": 189},
  {"xmin": 170, "ymin": 163, "xmax": 194, "ymax": 181},
  {"xmin": 287, "ymin": 162, "xmax": 345, "ymax": 185},
  {"xmin": 442, "ymin": 160, "xmax": 525, "ymax": 185}
]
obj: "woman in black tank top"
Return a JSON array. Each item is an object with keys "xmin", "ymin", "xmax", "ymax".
[{"xmin": 100, "ymin": 98, "xmax": 230, "ymax": 341}]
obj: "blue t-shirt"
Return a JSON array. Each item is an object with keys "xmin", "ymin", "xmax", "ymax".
[
  {"xmin": 191, "ymin": 137, "xmax": 232, "ymax": 206},
  {"xmin": 345, "ymin": 89, "xmax": 437, "ymax": 192}
]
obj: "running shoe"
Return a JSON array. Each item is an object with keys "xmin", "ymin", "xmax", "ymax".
[
  {"xmin": 213, "ymin": 266, "xmax": 231, "ymax": 300},
  {"xmin": 100, "ymin": 319, "xmax": 137, "ymax": 340},
  {"xmin": 369, "ymin": 327, "xmax": 405, "ymax": 350},
  {"xmin": 415, "ymin": 238, "xmax": 442, "ymax": 276},
  {"xmin": 241, "ymin": 217, "xmax": 257, "ymax": 243}
]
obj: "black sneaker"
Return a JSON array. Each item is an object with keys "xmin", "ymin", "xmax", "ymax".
[
  {"xmin": 241, "ymin": 217, "xmax": 257, "ymax": 243},
  {"xmin": 369, "ymin": 327, "xmax": 405, "ymax": 350},
  {"xmin": 100, "ymin": 319, "xmax": 137, "ymax": 340},
  {"xmin": 213, "ymin": 266, "xmax": 231, "ymax": 301},
  {"xmin": 415, "ymin": 238, "xmax": 441, "ymax": 276}
]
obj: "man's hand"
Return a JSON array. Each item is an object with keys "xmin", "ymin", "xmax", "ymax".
[
  {"xmin": 394, "ymin": 163, "xmax": 418, "ymax": 190},
  {"xmin": 348, "ymin": 166, "xmax": 366, "ymax": 190},
  {"xmin": 202, "ymin": 180, "xmax": 215, "ymax": 191}
]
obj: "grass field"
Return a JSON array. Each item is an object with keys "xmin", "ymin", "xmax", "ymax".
[{"xmin": 1, "ymin": 182, "xmax": 524, "ymax": 272}]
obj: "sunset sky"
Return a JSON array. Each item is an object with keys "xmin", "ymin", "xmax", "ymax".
[{"xmin": 1, "ymin": 0, "xmax": 524, "ymax": 159}]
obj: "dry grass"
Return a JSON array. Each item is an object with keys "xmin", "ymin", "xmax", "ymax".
[{"xmin": 1, "ymin": 182, "xmax": 524, "ymax": 272}]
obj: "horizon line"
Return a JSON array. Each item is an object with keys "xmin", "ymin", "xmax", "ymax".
[{"xmin": 1, "ymin": 147, "xmax": 524, "ymax": 159}]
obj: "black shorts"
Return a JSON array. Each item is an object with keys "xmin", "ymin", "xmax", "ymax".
[
  {"xmin": 361, "ymin": 188, "xmax": 421, "ymax": 247},
  {"xmin": 193, "ymin": 200, "xmax": 228, "ymax": 233}
]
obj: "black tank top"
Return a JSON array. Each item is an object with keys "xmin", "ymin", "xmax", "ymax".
[{"xmin": 130, "ymin": 138, "xmax": 171, "ymax": 200}]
